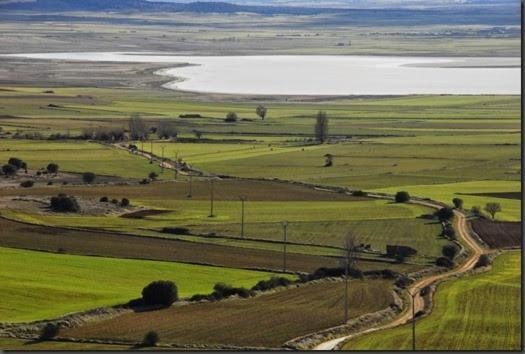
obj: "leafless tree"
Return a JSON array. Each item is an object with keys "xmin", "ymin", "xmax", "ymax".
[
  {"xmin": 129, "ymin": 114, "xmax": 148, "ymax": 140},
  {"xmin": 157, "ymin": 120, "xmax": 178, "ymax": 139},
  {"xmin": 315, "ymin": 111, "xmax": 329, "ymax": 143},
  {"xmin": 342, "ymin": 233, "xmax": 358, "ymax": 323}
]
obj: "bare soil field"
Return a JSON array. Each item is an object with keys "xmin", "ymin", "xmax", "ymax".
[
  {"xmin": 0, "ymin": 216, "xmax": 413, "ymax": 273},
  {"xmin": 470, "ymin": 218, "xmax": 521, "ymax": 249},
  {"xmin": 62, "ymin": 279, "xmax": 394, "ymax": 348},
  {"xmin": 464, "ymin": 191, "xmax": 521, "ymax": 200}
]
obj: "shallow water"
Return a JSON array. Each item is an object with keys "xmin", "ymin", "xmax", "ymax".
[{"xmin": 7, "ymin": 52, "xmax": 520, "ymax": 95}]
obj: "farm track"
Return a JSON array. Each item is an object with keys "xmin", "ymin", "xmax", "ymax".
[
  {"xmin": 109, "ymin": 143, "xmax": 488, "ymax": 350},
  {"xmin": 314, "ymin": 205, "xmax": 485, "ymax": 350}
]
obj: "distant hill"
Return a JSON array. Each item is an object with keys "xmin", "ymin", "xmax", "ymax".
[
  {"xmin": 0, "ymin": 0, "xmax": 519, "ymax": 26},
  {"xmin": 0, "ymin": 0, "xmax": 342, "ymax": 14}
]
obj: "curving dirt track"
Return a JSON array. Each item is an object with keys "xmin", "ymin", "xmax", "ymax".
[{"xmin": 314, "ymin": 206, "xmax": 485, "ymax": 350}]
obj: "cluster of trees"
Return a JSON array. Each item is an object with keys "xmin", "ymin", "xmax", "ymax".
[{"xmin": 2, "ymin": 157, "xmax": 28, "ymax": 177}]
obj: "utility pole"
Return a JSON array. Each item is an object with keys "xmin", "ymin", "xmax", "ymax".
[
  {"xmin": 187, "ymin": 174, "xmax": 193, "ymax": 198},
  {"xmin": 239, "ymin": 196, "xmax": 247, "ymax": 238},
  {"xmin": 344, "ymin": 254, "xmax": 349, "ymax": 323},
  {"xmin": 411, "ymin": 287, "xmax": 423, "ymax": 351},
  {"xmin": 161, "ymin": 146, "xmax": 165, "ymax": 173},
  {"xmin": 174, "ymin": 152, "xmax": 178, "ymax": 180},
  {"xmin": 281, "ymin": 221, "xmax": 288, "ymax": 272},
  {"xmin": 209, "ymin": 178, "xmax": 215, "ymax": 217},
  {"xmin": 150, "ymin": 140, "xmax": 153, "ymax": 164}
]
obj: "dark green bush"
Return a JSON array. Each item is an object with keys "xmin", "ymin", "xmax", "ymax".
[
  {"xmin": 435, "ymin": 207, "xmax": 454, "ymax": 222},
  {"xmin": 351, "ymin": 190, "xmax": 368, "ymax": 197},
  {"xmin": 20, "ymin": 180, "xmax": 34, "ymax": 188},
  {"xmin": 50, "ymin": 194, "xmax": 80, "ymax": 213},
  {"xmin": 395, "ymin": 191, "xmax": 410, "ymax": 203},
  {"xmin": 251, "ymin": 277, "xmax": 292, "ymax": 292},
  {"xmin": 141, "ymin": 280, "xmax": 178, "ymax": 306},
  {"xmin": 142, "ymin": 331, "xmax": 159, "ymax": 347},
  {"xmin": 40, "ymin": 323, "xmax": 60, "ymax": 340},
  {"xmin": 82, "ymin": 172, "xmax": 96, "ymax": 184},
  {"xmin": 442, "ymin": 244, "xmax": 460, "ymax": 260},
  {"xmin": 100, "ymin": 196, "xmax": 109, "ymax": 202},
  {"xmin": 475, "ymin": 254, "xmax": 491, "ymax": 268},
  {"xmin": 121, "ymin": 198, "xmax": 130, "ymax": 207},
  {"xmin": 436, "ymin": 256, "xmax": 454, "ymax": 268}
]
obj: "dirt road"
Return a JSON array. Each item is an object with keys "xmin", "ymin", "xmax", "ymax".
[{"xmin": 314, "ymin": 207, "xmax": 485, "ymax": 350}]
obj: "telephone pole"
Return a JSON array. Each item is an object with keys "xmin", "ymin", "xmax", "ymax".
[
  {"xmin": 344, "ymin": 254, "xmax": 349, "ymax": 323},
  {"xmin": 187, "ymin": 174, "xmax": 193, "ymax": 198},
  {"xmin": 161, "ymin": 146, "xmax": 165, "ymax": 173},
  {"xmin": 239, "ymin": 196, "xmax": 247, "ymax": 238},
  {"xmin": 281, "ymin": 221, "xmax": 288, "ymax": 272},
  {"xmin": 209, "ymin": 178, "xmax": 215, "ymax": 217},
  {"xmin": 150, "ymin": 140, "xmax": 153, "ymax": 164}
]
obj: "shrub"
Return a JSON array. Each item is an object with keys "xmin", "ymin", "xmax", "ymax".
[
  {"xmin": 141, "ymin": 280, "xmax": 178, "ymax": 306},
  {"xmin": 111, "ymin": 198, "xmax": 119, "ymax": 204},
  {"xmin": 8, "ymin": 157, "xmax": 24, "ymax": 170},
  {"xmin": 452, "ymin": 198, "xmax": 463, "ymax": 209},
  {"xmin": 442, "ymin": 244, "xmax": 460, "ymax": 260},
  {"xmin": 46, "ymin": 163, "xmax": 59, "ymax": 175},
  {"xmin": 471, "ymin": 206, "xmax": 481, "ymax": 216},
  {"xmin": 442, "ymin": 224, "xmax": 456, "ymax": 240},
  {"xmin": 351, "ymin": 190, "xmax": 368, "ymax": 197},
  {"xmin": 475, "ymin": 254, "xmax": 491, "ymax": 268},
  {"xmin": 121, "ymin": 198, "xmax": 130, "ymax": 207},
  {"xmin": 212, "ymin": 282, "xmax": 252, "ymax": 299},
  {"xmin": 394, "ymin": 276, "xmax": 413, "ymax": 288},
  {"xmin": 179, "ymin": 113, "xmax": 202, "ymax": 118},
  {"xmin": 82, "ymin": 172, "xmax": 96, "ymax": 184},
  {"xmin": 161, "ymin": 227, "xmax": 190, "ymax": 235},
  {"xmin": 47, "ymin": 181, "xmax": 53, "ymax": 186},
  {"xmin": 142, "ymin": 331, "xmax": 159, "ymax": 347},
  {"xmin": 225, "ymin": 112, "xmax": 238, "ymax": 122},
  {"xmin": 2, "ymin": 164, "xmax": 17, "ymax": 177},
  {"xmin": 436, "ymin": 256, "xmax": 454, "ymax": 268},
  {"xmin": 435, "ymin": 207, "xmax": 454, "ymax": 222},
  {"xmin": 40, "ymin": 323, "xmax": 60, "ymax": 340},
  {"xmin": 394, "ymin": 191, "xmax": 410, "ymax": 203},
  {"xmin": 20, "ymin": 180, "xmax": 34, "ymax": 188},
  {"xmin": 100, "ymin": 196, "xmax": 109, "ymax": 202},
  {"xmin": 251, "ymin": 276, "xmax": 292, "ymax": 292},
  {"xmin": 386, "ymin": 245, "xmax": 417, "ymax": 258},
  {"xmin": 148, "ymin": 172, "xmax": 158, "ymax": 180},
  {"xmin": 50, "ymin": 195, "xmax": 80, "ymax": 213},
  {"xmin": 139, "ymin": 178, "xmax": 150, "ymax": 185}
]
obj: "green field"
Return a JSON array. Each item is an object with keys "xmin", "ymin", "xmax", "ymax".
[
  {"xmin": 374, "ymin": 180, "xmax": 521, "ymax": 221},
  {"xmin": 1, "ymin": 184, "xmax": 443, "ymax": 260},
  {"xmin": 0, "ymin": 140, "xmax": 163, "ymax": 179},
  {"xmin": 0, "ymin": 247, "xmax": 289, "ymax": 323},
  {"xmin": 343, "ymin": 251, "xmax": 521, "ymax": 350}
]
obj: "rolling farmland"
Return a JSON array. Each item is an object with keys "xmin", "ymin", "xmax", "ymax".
[
  {"xmin": 0, "ymin": 247, "xmax": 289, "ymax": 323},
  {"xmin": 342, "ymin": 251, "xmax": 521, "ymax": 350},
  {"xmin": 63, "ymin": 279, "xmax": 395, "ymax": 348}
]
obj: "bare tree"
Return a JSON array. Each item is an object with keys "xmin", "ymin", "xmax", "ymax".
[
  {"xmin": 157, "ymin": 120, "xmax": 178, "ymax": 139},
  {"xmin": 341, "ymin": 233, "xmax": 358, "ymax": 323},
  {"xmin": 315, "ymin": 111, "xmax": 329, "ymax": 143},
  {"xmin": 129, "ymin": 114, "xmax": 148, "ymax": 140},
  {"xmin": 256, "ymin": 105, "xmax": 267, "ymax": 120},
  {"xmin": 484, "ymin": 202, "xmax": 502, "ymax": 220}
]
